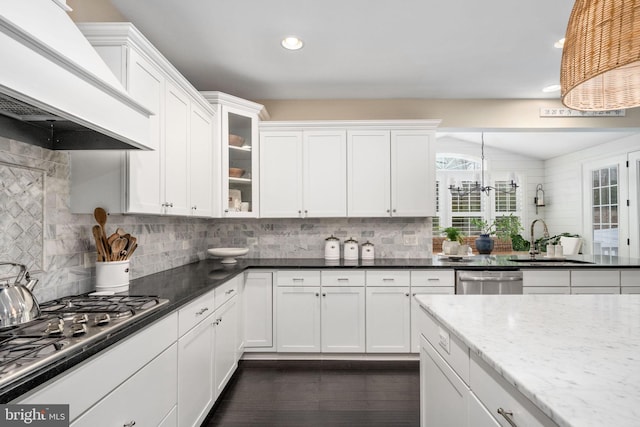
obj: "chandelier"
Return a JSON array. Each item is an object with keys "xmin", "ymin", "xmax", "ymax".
[
  {"xmin": 447, "ymin": 133, "xmax": 518, "ymax": 197},
  {"xmin": 560, "ymin": 0, "xmax": 640, "ymax": 111}
]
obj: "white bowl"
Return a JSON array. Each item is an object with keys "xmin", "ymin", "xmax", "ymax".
[{"xmin": 207, "ymin": 247, "xmax": 249, "ymax": 264}]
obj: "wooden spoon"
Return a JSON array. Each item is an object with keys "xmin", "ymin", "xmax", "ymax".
[
  {"xmin": 94, "ymin": 207, "xmax": 109, "ymax": 258},
  {"xmin": 123, "ymin": 236, "xmax": 137, "ymax": 260},
  {"xmin": 92, "ymin": 225, "xmax": 106, "ymax": 262},
  {"xmin": 110, "ymin": 237, "xmax": 127, "ymax": 262},
  {"xmin": 107, "ymin": 232, "xmax": 119, "ymax": 246},
  {"xmin": 116, "ymin": 227, "xmax": 127, "ymax": 237},
  {"xmin": 125, "ymin": 242, "xmax": 138, "ymax": 260}
]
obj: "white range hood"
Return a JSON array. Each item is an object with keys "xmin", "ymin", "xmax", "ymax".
[{"xmin": 0, "ymin": 0, "xmax": 152, "ymax": 150}]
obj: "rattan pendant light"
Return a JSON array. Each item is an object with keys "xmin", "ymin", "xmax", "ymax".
[{"xmin": 560, "ymin": 0, "xmax": 640, "ymax": 111}]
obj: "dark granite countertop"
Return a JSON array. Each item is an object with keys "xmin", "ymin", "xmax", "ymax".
[{"xmin": 3, "ymin": 255, "xmax": 639, "ymax": 403}]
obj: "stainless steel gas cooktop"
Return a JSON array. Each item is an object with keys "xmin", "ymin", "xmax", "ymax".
[{"xmin": 0, "ymin": 295, "xmax": 168, "ymax": 388}]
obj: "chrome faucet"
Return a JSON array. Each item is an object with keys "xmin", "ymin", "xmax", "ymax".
[{"xmin": 529, "ymin": 219, "xmax": 550, "ymax": 259}]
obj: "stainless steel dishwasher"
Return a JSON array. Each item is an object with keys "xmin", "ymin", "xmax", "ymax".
[{"xmin": 455, "ymin": 270, "xmax": 523, "ymax": 294}]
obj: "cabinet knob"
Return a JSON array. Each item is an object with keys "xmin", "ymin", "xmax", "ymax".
[
  {"xmin": 192, "ymin": 205, "xmax": 197, "ymax": 210},
  {"xmin": 405, "ymin": 293, "xmax": 410, "ymax": 297},
  {"xmin": 224, "ymin": 209, "xmax": 229, "ymax": 213},
  {"xmin": 315, "ymin": 293, "xmax": 319, "ymax": 297},
  {"xmin": 392, "ymin": 208, "xmax": 396, "ymax": 213},
  {"xmin": 322, "ymin": 293, "xmax": 327, "ymax": 297},
  {"xmin": 386, "ymin": 209, "xmax": 390, "ymax": 213}
]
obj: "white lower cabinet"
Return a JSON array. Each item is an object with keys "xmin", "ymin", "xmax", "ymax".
[
  {"xmin": 177, "ymin": 291, "xmax": 216, "ymax": 427},
  {"xmin": 410, "ymin": 286, "xmax": 454, "ymax": 353},
  {"xmin": 366, "ymin": 286, "xmax": 411, "ymax": 353},
  {"xmin": 244, "ymin": 271, "xmax": 274, "ymax": 350},
  {"xmin": 213, "ymin": 296, "xmax": 239, "ymax": 396},
  {"xmin": 321, "ymin": 286, "xmax": 366, "ymax": 353},
  {"xmin": 420, "ymin": 335, "xmax": 469, "ymax": 427},
  {"xmin": 71, "ymin": 344, "xmax": 177, "ymax": 427},
  {"xmin": 276, "ymin": 286, "xmax": 321, "ymax": 352},
  {"xmin": 469, "ymin": 392, "xmax": 501, "ymax": 427}
]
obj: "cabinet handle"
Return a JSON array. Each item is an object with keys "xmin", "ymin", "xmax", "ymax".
[
  {"xmin": 412, "ymin": 293, "xmax": 417, "ymax": 296},
  {"xmin": 225, "ymin": 289, "xmax": 235, "ymax": 295},
  {"xmin": 196, "ymin": 307, "xmax": 209, "ymax": 316},
  {"xmin": 427, "ymin": 278, "xmax": 440, "ymax": 281},
  {"xmin": 292, "ymin": 278, "xmax": 304, "ymax": 282},
  {"xmin": 123, "ymin": 422, "xmax": 136, "ymax": 427},
  {"xmin": 497, "ymin": 408, "xmax": 518, "ymax": 427},
  {"xmin": 383, "ymin": 278, "xmax": 395, "ymax": 282},
  {"xmin": 337, "ymin": 278, "xmax": 349, "ymax": 281}
]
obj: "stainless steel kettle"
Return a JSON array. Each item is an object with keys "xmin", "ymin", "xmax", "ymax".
[{"xmin": 0, "ymin": 262, "xmax": 40, "ymax": 328}]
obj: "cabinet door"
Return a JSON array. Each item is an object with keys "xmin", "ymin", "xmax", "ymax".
[
  {"xmin": 177, "ymin": 314, "xmax": 214, "ymax": 427},
  {"xmin": 260, "ymin": 131, "xmax": 304, "ymax": 217},
  {"xmin": 469, "ymin": 391, "xmax": 501, "ymax": 427},
  {"xmin": 303, "ymin": 130, "xmax": 347, "ymax": 217},
  {"xmin": 126, "ymin": 49, "xmax": 164, "ymax": 214},
  {"xmin": 189, "ymin": 103, "xmax": 213, "ymax": 217},
  {"xmin": 390, "ymin": 130, "xmax": 435, "ymax": 216},
  {"xmin": 213, "ymin": 296, "xmax": 238, "ymax": 398},
  {"xmin": 347, "ymin": 130, "xmax": 391, "ymax": 216},
  {"xmin": 244, "ymin": 272, "xmax": 273, "ymax": 349},
  {"xmin": 366, "ymin": 286, "xmax": 411, "ymax": 353},
  {"xmin": 420, "ymin": 335, "xmax": 469, "ymax": 427},
  {"xmin": 71, "ymin": 344, "xmax": 177, "ymax": 427},
  {"xmin": 321, "ymin": 286, "xmax": 365, "ymax": 353},
  {"xmin": 164, "ymin": 81, "xmax": 191, "ymax": 215},
  {"xmin": 276, "ymin": 286, "xmax": 321, "ymax": 352},
  {"xmin": 221, "ymin": 106, "xmax": 260, "ymax": 218}
]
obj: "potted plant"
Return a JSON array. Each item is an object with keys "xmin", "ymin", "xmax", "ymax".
[
  {"xmin": 442, "ymin": 227, "xmax": 464, "ymax": 255},
  {"xmin": 495, "ymin": 214, "xmax": 530, "ymax": 252},
  {"xmin": 470, "ymin": 218, "xmax": 495, "ymax": 254}
]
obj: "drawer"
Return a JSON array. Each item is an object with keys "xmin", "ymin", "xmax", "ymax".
[
  {"xmin": 571, "ymin": 286, "xmax": 620, "ymax": 294},
  {"xmin": 411, "ymin": 269, "xmax": 454, "ymax": 287},
  {"xmin": 411, "ymin": 286, "xmax": 454, "ymax": 296},
  {"xmin": 215, "ymin": 276, "xmax": 240, "ymax": 310},
  {"xmin": 622, "ymin": 287, "xmax": 640, "ymax": 294},
  {"xmin": 470, "ymin": 352, "xmax": 557, "ymax": 427},
  {"xmin": 523, "ymin": 286, "xmax": 570, "ymax": 294},
  {"xmin": 178, "ymin": 290, "xmax": 215, "ymax": 336},
  {"xmin": 71, "ymin": 344, "xmax": 177, "ymax": 427},
  {"xmin": 366, "ymin": 270, "xmax": 410, "ymax": 287},
  {"xmin": 571, "ymin": 269, "xmax": 619, "ymax": 286},
  {"xmin": 522, "ymin": 269, "xmax": 570, "ymax": 287},
  {"xmin": 276, "ymin": 270, "xmax": 321, "ymax": 286},
  {"xmin": 321, "ymin": 270, "xmax": 365, "ymax": 286},
  {"xmin": 418, "ymin": 305, "xmax": 469, "ymax": 385},
  {"xmin": 620, "ymin": 269, "xmax": 640, "ymax": 286}
]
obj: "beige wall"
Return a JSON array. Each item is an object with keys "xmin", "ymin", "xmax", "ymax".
[
  {"xmin": 257, "ymin": 98, "xmax": 640, "ymax": 130},
  {"xmin": 67, "ymin": 0, "xmax": 125, "ymax": 22}
]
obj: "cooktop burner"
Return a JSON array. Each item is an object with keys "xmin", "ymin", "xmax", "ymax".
[{"xmin": 0, "ymin": 294, "xmax": 168, "ymax": 390}]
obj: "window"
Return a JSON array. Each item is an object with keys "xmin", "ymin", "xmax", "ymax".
[
  {"xmin": 435, "ymin": 154, "xmax": 523, "ymax": 236},
  {"xmin": 591, "ymin": 165, "xmax": 619, "ymax": 255}
]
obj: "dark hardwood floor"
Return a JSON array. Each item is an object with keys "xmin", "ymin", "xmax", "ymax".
[{"xmin": 202, "ymin": 360, "xmax": 420, "ymax": 427}]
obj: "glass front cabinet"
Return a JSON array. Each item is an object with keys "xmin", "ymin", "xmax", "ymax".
[{"xmin": 202, "ymin": 92, "xmax": 265, "ymax": 218}]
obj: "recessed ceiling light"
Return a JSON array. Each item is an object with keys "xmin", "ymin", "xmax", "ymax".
[
  {"xmin": 542, "ymin": 84, "xmax": 562, "ymax": 92},
  {"xmin": 554, "ymin": 38, "xmax": 565, "ymax": 49},
  {"xmin": 281, "ymin": 36, "xmax": 304, "ymax": 50}
]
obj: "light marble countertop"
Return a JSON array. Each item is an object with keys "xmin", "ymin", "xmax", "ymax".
[{"xmin": 415, "ymin": 294, "xmax": 640, "ymax": 427}]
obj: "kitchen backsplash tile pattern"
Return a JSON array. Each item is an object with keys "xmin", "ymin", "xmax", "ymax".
[
  {"xmin": 208, "ymin": 217, "xmax": 433, "ymax": 259},
  {"xmin": 0, "ymin": 137, "xmax": 433, "ymax": 302}
]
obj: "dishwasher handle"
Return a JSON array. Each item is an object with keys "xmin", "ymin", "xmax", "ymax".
[{"xmin": 458, "ymin": 276, "xmax": 522, "ymax": 282}]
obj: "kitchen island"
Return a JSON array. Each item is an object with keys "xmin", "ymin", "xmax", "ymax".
[{"xmin": 415, "ymin": 294, "xmax": 640, "ymax": 427}]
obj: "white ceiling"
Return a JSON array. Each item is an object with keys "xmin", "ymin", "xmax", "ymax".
[{"xmin": 107, "ymin": 0, "xmax": 638, "ymax": 159}]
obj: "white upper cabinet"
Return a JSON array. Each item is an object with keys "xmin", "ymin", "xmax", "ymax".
[
  {"xmin": 391, "ymin": 130, "xmax": 435, "ymax": 216},
  {"xmin": 201, "ymin": 92, "xmax": 267, "ymax": 218},
  {"xmin": 260, "ymin": 131, "xmax": 303, "ymax": 217},
  {"xmin": 260, "ymin": 129, "xmax": 346, "ymax": 218},
  {"xmin": 189, "ymin": 103, "xmax": 214, "ymax": 217},
  {"xmin": 348, "ymin": 130, "xmax": 392, "ymax": 216},
  {"xmin": 303, "ymin": 131, "xmax": 347, "ymax": 217},
  {"xmin": 260, "ymin": 121, "xmax": 439, "ymax": 219},
  {"xmin": 70, "ymin": 23, "xmax": 216, "ymax": 217},
  {"xmin": 163, "ymin": 81, "xmax": 191, "ymax": 216}
]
